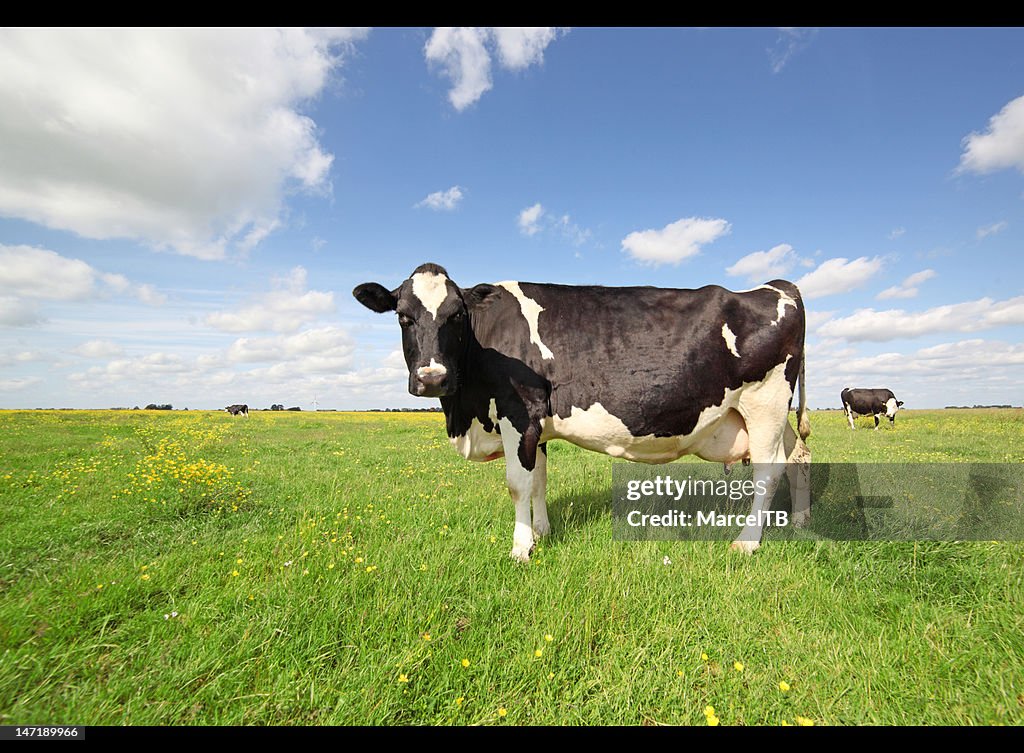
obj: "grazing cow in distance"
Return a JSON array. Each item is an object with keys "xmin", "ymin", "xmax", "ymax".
[
  {"xmin": 225, "ymin": 404, "xmax": 249, "ymax": 417},
  {"xmin": 354, "ymin": 263, "xmax": 812, "ymax": 560},
  {"xmin": 840, "ymin": 388, "xmax": 903, "ymax": 429}
]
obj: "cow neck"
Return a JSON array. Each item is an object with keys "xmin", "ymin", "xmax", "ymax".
[{"xmin": 439, "ymin": 334, "xmax": 488, "ymax": 439}]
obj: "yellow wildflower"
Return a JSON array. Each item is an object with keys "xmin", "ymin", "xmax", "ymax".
[
  {"xmin": 779, "ymin": 681, "xmax": 791, "ymax": 692},
  {"xmin": 461, "ymin": 659, "xmax": 470, "ymax": 668},
  {"xmin": 498, "ymin": 708, "xmax": 507, "ymax": 718},
  {"xmin": 398, "ymin": 674, "xmax": 409, "ymax": 683},
  {"xmin": 734, "ymin": 661, "xmax": 744, "ymax": 672},
  {"xmin": 795, "ymin": 716, "xmax": 814, "ymax": 726}
]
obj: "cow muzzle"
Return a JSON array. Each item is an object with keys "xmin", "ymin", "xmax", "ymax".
[{"xmin": 413, "ymin": 361, "xmax": 450, "ymax": 397}]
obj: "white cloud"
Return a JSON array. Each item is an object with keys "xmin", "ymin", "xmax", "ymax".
[
  {"xmin": 818, "ymin": 294, "xmax": 1024, "ymax": 342},
  {"xmin": 794, "ymin": 256, "xmax": 884, "ymax": 299},
  {"xmin": 517, "ymin": 203, "xmax": 591, "ymax": 246},
  {"xmin": 0, "ymin": 27, "xmax": 368, "ymax": 259},
  {"xmin": 425, "ymin": 28, "xmax": 493, "ymax": 111},
  {"xmin": 0, "ymin": 244, "xmax": 165, "ymax": 325},
  {"xmin": 0, "ymin": 297, "xmax": 42, "ymax": 326},
  {"xmin": 416, "ymin": 185, "xmax": 464, "ymax": 211},
  {"xmin": 425, "ymin": 27, "xmax": 565, "ymax": 111},
  {"xmin": 0, "ymin": 244, "xmax": 97, "ymax": 300},
  {"xmin": 73, "ymin": 340, "xmax": 124, "ymax": 358},
  {"xmin": 491, "ymin": 27, "xmax": 562, "ymax": 70},
  {"xmin": 958, "ymin": 94, "xmax": 1024, "ymax": 175},
  {"xmin": 1, "ymin": 349, "xmax": 46, "ymax": 367},
  {"xmin": 726, "ymin": 243, "xmax": 800, "ymax": 282},
  {"xmin": 136, "ymin": 284, "xmax": 167, "ymax": 306},
  {"xmin": 621, "ymin": 217, "xmax": 731, "ymax": 266},
  {"xmin": 876, "ymin": 268, "xmax": 935, "ymax": 300},
  {"xmin": 767, "ymin": 28, "xmax": 818, "ymax": 74},
  {"xmin": 805, "ymin": 309, "xmax": 836, "ymax": 333},
  {"xmin": 888, "ymin": 227, "xmax": 906, "ymax": 240},
  {"xmin": 203, "ymin": 265, "xmax": 335, "ymax": 333},
  {"xmin": 226, "ymin": 326, "xmax": 354, "ymax": 370},
  {"xmin": 518, "ymin": 203, "xmax": 545, "ymax": 236},
  {"xmin": 556, "ymin": 214, "xmax": 591, "ymax": 247},
  {"xmin": 977, "ymin": 220, "xmax": 1008, "ymax": 239},
  {"xmin": 0, "ymin": 377, "xmax": 41, "ymax": 391}
]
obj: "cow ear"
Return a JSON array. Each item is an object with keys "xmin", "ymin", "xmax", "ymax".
[
  {"xmin": 353, "ymin": 283, "xmax": 398, "ymax": 313},
  {"xmin": 897, "ymin": 401, "xmax": 904, "ymax": 407},
  {"xmin": 464, "ymin": 284, "xmax": 500, "ymax": 308}
]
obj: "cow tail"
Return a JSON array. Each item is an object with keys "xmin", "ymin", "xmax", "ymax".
[{"xmin": 797, "ymin": 351, "xmax": 811, "ymax": 441}]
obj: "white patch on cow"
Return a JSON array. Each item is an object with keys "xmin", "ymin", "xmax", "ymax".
[
  {"xmin": 721, "ymin": 323, "xmax": 741, "ymax": 358},
  {"xmin": 411, "ymin": 271, "xmax": 449, "ymax": 320},
  {"xmin": 885, "ymin": 397, "xmax": 899, "ymax": 418},
  {"xmin": 450, "ymin": 398, "xmax": 503, "ymax": 461},
  {"xmin": 756, "ymin": 284, "xmax": 797, "ymax": 327},
  {"xmin": 416, "ymin": 358, "xmax": 447, "ymax": 378},
  {"xmin": 496, "ymin": 281, "xmax": 555, "ymax": 360}
]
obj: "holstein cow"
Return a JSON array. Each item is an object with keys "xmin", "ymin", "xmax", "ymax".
[
  {"xmin": 225, "ymin": 404, "xmax": 249, "ymax": 417},
  {"xmin": 354, "ymin": 264, "xmax": 812, "ymax": 560},
  {"xmin": 840, "ymin": 388, "xmax": 903, "ymax": 430}
]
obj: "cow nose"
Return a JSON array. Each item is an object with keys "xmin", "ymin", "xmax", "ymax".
[
  {"xmin": 418, "ymin": 372, "xmax": 446, "ymax": 388},
  {"xmin": 415, "ymin": 361, "xmax": 448, "ymax": 395}
]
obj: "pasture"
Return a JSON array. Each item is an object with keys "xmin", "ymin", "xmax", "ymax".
[{"xmin": 1, "ymin": 408, "xmax": 1022, "ymax": 726}]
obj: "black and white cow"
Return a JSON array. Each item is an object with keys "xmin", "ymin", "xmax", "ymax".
[
  {"xmin": 225, "ymin": 404, "xmax": 249, "ymax": 417},
  {"xmin": 840, "ymin": 388, "xmax": 903, "ymax": 430},
  {"xmin": 354, "ymin": 263, "xmax": 812, "ymax": 560}
]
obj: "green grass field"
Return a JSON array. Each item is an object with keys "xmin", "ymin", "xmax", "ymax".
[{"xmin": 1, "ymin": 408, "xmax": 1022, "ymax": 726}]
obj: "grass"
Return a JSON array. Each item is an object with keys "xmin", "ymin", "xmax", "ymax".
[{"xmin": 0, "ymin": 408, "xmax": 1022, "ymax": 726}]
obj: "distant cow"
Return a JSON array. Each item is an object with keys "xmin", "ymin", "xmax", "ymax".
[
  {"xmin": 225, "ymin": 404, "xmax": 249, "ymax": 417},
  {"xmin": 354, "ymin": 263, "xmax": 812, "ymax": 560},
  {"xmin": 840, "ymin": 388, "xmax": 903, "ymax": 429}
]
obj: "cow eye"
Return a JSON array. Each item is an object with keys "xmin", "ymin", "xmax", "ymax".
[{"xmin": 398, "ymin": 313, "xmax": 414, "ymax": 327}]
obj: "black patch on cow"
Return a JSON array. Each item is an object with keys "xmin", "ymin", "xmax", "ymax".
[
  {"xmin": 353, "ymin": 283, "xmax": 398, "ymax": 313},
  {"xmin": 414, "ymin": 262, "xmax": 449, "ymax": 277}
]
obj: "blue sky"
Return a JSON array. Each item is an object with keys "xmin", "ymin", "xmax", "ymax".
[{"xmin": 1, "ymin": 27, "xmax": 1022, "ymax": 410}]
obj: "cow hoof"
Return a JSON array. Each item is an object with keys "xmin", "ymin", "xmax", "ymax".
[
  {"xmin": 791, "ymin": 510, "xmax": 810, "ymax": 528},
  {"xmin": 730, "ymin": 540, "xmax": 760, "ymax": 555},
  {"xmin": 510, "ymin": 545, "xmax": 532, "ymax": 563},
  {"xmin": 533, "ymin": 520, "xmax": 551, "ymax": 538}
]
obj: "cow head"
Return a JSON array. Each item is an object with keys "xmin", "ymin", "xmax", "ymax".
[
  {"xmin": 886, "ymin": 398, "xmax": 904, "ymax": 422},
  {"xmin": 353, "ymin": 263, "xmax": 497, "ymax": 398}
]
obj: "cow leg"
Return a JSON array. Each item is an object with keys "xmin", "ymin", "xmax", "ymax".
[
  {"xmin": 873, "ymin": 414, "xmax": 880, "ymax": 431},
  {"xmin": 732, "ymin": 394, "xmax": 789, "ymax": 554},
  {"xmin": 783, "ymin": 422, "xmax": 811, "ymax": 527},
  {"xmin": 846, "ymin": 405, "xmax": 856, "ymax": 430},
  {"xmin": 532, "ymin": 444, "xmax": 550, "ymax": 538},
  {"xmin": 498, "ymin": 418, "xmax": 539, "ymax": 562}
]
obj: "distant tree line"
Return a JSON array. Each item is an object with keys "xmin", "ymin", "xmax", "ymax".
[
  {"xmin": 365, "ymin": 407, "xmax": 443, "ymax": 412},
  {"xmin": 944, "ymin": 405, "xmax": 1018, "ymax": 409}
]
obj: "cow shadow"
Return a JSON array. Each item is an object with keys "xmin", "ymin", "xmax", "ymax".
[{"xmin": 544, "ymin": 482, "xmax": 613, "ymax": 546}]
